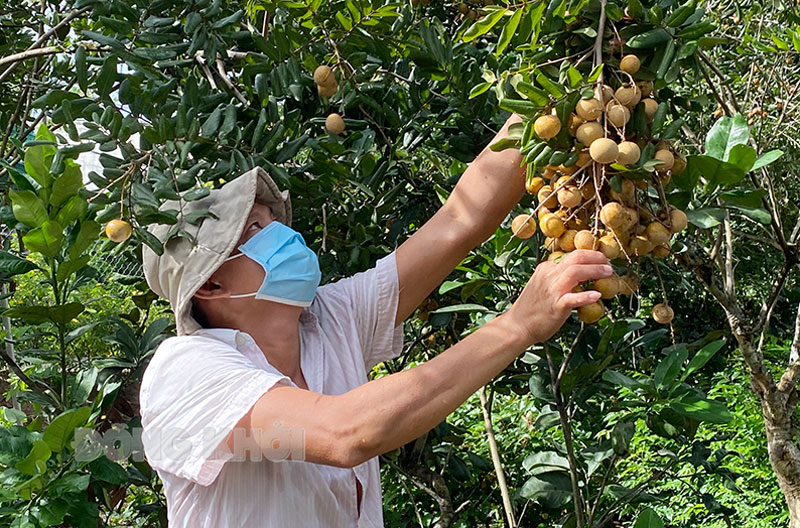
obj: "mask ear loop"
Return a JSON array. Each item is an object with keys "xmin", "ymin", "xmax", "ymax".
[{"xmin": 222, "ymin": 252, "xmax": 257, "ymax": 298}]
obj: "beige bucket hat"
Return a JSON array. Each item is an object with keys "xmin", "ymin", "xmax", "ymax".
[{"xmin": 142, "ymin": 167, "xmax": 292, "ymax": 335}]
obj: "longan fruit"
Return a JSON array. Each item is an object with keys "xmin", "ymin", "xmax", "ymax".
[
  {"xmin": 615, "ymin": 84, "xmax": 642, "ymax": 107},
  {"xmin": 567, "ymin": 213, "xmax": 588, "ymax": 230},
  {"xmin": 600, "ymin": 202, "xmax": 627, "ymax": 229},
  {"xmin": 555, "ymin": 174, "xmax": 572, "ymax": 187},
  {"xmin": 642, "ymin": 98, "xmax": 658, "ymax": 121},
  {"xmin": 540, "ymin": 213, "xmax": 566, "ymax": 238},
  {"xmin": 580, "ymin": 180, "xmax": 595, "ymax": 200},
  {"xmin": 526, "ymin": 176, "xmax": 545, "ymax": 194},
  {"xmin": 548, "ymin": 251, "xmax": 566, "ymax": 262},
  {"xmin": 620, "ymin": 54, "xmax": 641, "ymax": 74},
  {"xmin": 576, "ymin": 121, "xmax": 604, "ymax": 146},
  {"xmin": 669, "ymin": 209, "xmax": 688, "ymax": 233},
  {"xmin": 568, "ymin": 114, "xmax": 583, "ymax": 136},
  {"xmin": 600, "ymin": 84, "xmax": 615, "ymax": 104},
  {"xmin": 616, "ymin": 141, "xmax": 641, "ymax": 166},
  {"xmin": 573, "ymin": 230, "xmax": 598, "ymax": 250},
  {"xmin": 538, "ymin": 206, "xmax": 552, "ymax": 221},
  {"xmin": 313, "ymin": 65, "xmax": 334, "ymax": 86},
  {"xmin": 576, "ymin": 149, "xmax": 592, "ymax": 167},
  {"xmin": 646, "ymin": 222, "xmax": 671, "ymax": 246},
  {"xmin": 653, "ymin": 149, "xmax": 675, "ymax": 172},
  {"xmin": 575, "ymin": 98, "xmax": 604, "ymax": 121},
  {"xmin": 607, "ymin": 104, "xmax": 631, "ymax": 127},
  {"xmin": 534, "ymin": 115, "xmax": 562, "ymax": 140},
  {"xmin": 545, "ymin": 237, "xmax": 559, "ymax": 251},
  {"xmin": 578, "ymin": 301, "xmax": 605, "ymax": 323},
  {"xmin": 511, "ymin": 214, "xmax": 537, "ymax": 239},
  {"xmin": 538, "ymin": 185, "xmax": 559, "ymax": 209},
  {"xmin": 325, "ymin": 113, "xmax": 346, "ymax": 134},
  {"xmin": 598, "ymin": 233, "xmax": 622, "ymax": 259},
  {"xmin": 593, "ymin": 276, "xmax": 620, "ymax": 299},
  {"xmin": 559, "ymin": 229, "xmax": 578, "ymax": 251},
  {"xmin": 628, "ymin": 235, "xmax": 653, "ymax": 256},
  {"xmin": 317, "ymin": 82, "xmax": 338, "ymax": 97},
  {"xmin": 672, "ymin": 154, "xmax": 687, "ymax": 175},
  {"xmin": 637, "ymin": 80, "xmax": 653, "ymax": 98},
  {"xmin": 652, "ymin": 303, "xmax": 675, "ymax": 324},
  {"xmin": 590, "ymin": 138, "xmax": 619, "ymax": 164},
  {"xmin": 106, "ymin": 219, "xmax": 132, "ymax": 243},
  {"xmin": 618, "ymin": 274, "xmax": 640, "ymax": 295},
  {"xmin": 652, "ymin": 244, "xmax": 671, "ymax": 259},
  {"xmin": 542, "ymin": 166, "xmax": 558, "ymax": 180},
  {"xmin": 558, "ymin": 187, "xmax": 582, "ymax": 208},
  {"xmin": 609, "ymin": 179, "xmax": 636, "ymax": 205}
]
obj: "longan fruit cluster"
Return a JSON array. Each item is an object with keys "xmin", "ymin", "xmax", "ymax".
[
  {"xmin": 313, "ymin": 65, "xmax": 346, "ymax": 135},
  {"xmin": 510, "ymin": 54, "xmax": 688, "ymax": 325}
]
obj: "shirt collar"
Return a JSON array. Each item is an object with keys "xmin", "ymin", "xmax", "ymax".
[{"xmin": 189, "ymin": 306, "xmax": 318, "ymax": 344}]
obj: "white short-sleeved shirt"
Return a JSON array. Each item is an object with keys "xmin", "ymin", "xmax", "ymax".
[{"xmin": 139, "ymin": 251, "xmax": 404, "ymax": 527}]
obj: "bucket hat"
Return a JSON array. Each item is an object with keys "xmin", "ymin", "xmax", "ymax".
[{"xmin": 142, "ymin": 167, "xmax": 292, "ymax": 335}]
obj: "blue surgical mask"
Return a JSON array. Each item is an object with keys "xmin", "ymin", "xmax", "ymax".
[{"xmin": 223, "ymin": 221, "xmax": 321, "ymax": 307}]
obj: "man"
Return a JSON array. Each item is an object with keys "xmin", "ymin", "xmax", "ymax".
[{"xmin": 139, "ymin": 114, "xmax": 612, "ymax": 527}]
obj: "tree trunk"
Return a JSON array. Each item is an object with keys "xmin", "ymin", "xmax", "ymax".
[{"xmin": 763, "ymin": 398, "xmax": 800, "ymax": 527}]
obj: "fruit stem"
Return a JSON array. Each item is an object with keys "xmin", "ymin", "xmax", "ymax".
[{"xmin": 592, "ymin": 0, "xmax": 608, "ymax": 93}]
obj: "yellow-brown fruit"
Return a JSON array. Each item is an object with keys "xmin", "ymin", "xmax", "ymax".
[
  {"xmin": 540, "ymin": 213, "xmax": 566, "ymax": 238},
  {"xmin": 590, "ymin": 138, "xmax": 618, "ymax": 164},
  {"xmin": 652, "ymin": 244, "xmax": 671, "ymax": 259},
  {"xmin": 538, "ymin": 206, "xmax": 552, "ymax": 221},
  {"xmin": 598, "ymin": 233, "xmax": 622, "ymax": 259},
  {"xmin": 576, "ymin": 121, "xmax": 604, "ymax": 146},
  {"xmin": 313, "ymin": 65, "xmax": 335, "ymax": 86},
  {"xmin": 457, "ymin": 2, "xmax": 470, "ymax": 13},
  {"xmin": 652, "ymin": 303, "xmax": 675, "ymax": 324},
  {"xmin": 600, "ymin": 84, "xmax": 615, "ymax": 104},
  {"xmin": 610, "ymin": 178, "xmax": 636, "ymax": 205},
  {"xmin": 642, "ymin": 98, "xmax": 658, "ymax": 121},
  {"xmin": 580, "ymin": 180, "xmax": 595, "ymax": 200},
  {"xmin": 575, "ymin": 98, "xmax": 604, "ymax": 121},
  {"xmin": 555, "ymin": 174, "xmax": 572, "ymax": 187},
  {"xmin": 669, "ymin": 209, "xmax": 688, "ymax": 233},
  {"xmin": 616, "ymin": 141, "xmax": 641, "ymax": 166},
  {"xmin": 325, "ymin": 113, "xmax": 346, "ymax": 135},
  {"xmin": 615, "ymin": 84, "xmax": 642, "ymax": 107},
  {"xmin": 646, "ymin": 222, "xmax": 671, "ymax": 246},
  {"xmin": 653, "ymin": 149, "xmax": 675, "ymax": 172},
  {"xmin": 317, "ymin": 82, "xmax": 338, "ymax": 97},
  {"xmin": 620, "ymin": 54, "xmax": 641, "ymax": 74},
  {"xmin": 573, "ymin": 230, "xmax": 598, "ymax": 250},
  {"xmin": 576, "ymin": 149, "xmax": 592, "ymax": 167},
  {"xmin": 672, "ymin": 154, "xmax": 687, "ymax": 175},
  {"xmin": 558, "ymin": 164, "xmax": 577, "ymax": 175},
  {"xmin": 106, "ymin": 219, "xmax": 132, "ymax": 243},
  {"xmin": 637, "ymin": 80, "xmax": 654, "ymax": 98},
  {"xmin": 538, "ymin": 185, "xmax": 558, "ymax": 209},
  {"xmin": 567, "ymin": 213, "xmax": 588, "ymax": 231},
  {"xmin": 628, "ymin": 235, "xmax": 653, "ymax": 256},
  {"xmin": 558, "ymin": 187, "xmax": 582, "ymax": 208},
  {"xmin": 600, "ymin": 202, "xmax": 626, "ymax": 229},
  {"xmin": 534, "ymin": 115, "xmax": 562, "ymax": 140},
  {"xmin": 548, "ymin": 251, "xmax": 566, "ymax": 262},
  {"xmin": 618, "ymin": 274, "xmax": 640, "ymax": 295},
  {"xmin": 526, "ymin": 176, "xmax": 545, "ymax": 194},
  {"xmin": 621, "ymin": 206, "xmax": 639, "ymax": 231},
  {"xmin": 578, "ymin": 301, "xmax": 605, "ymax": 323},
  {"xmin": 568, "ymin": 114, "xmax": 583, "ymax": 136},
  {"xmin": 593, "ymin": 276, "xmax": 620, "ymax": 299},
  {"xmin": 607, "ymin": 103, "xmax": 631, "ymax": 127},
  {"xmin": 545, "ymin": 237, "xmax": 559, "ymax": 252},
  {"xmin": 511, "ymin": 214, "xmax": 537, "ymax": 239},
  {"xmin": 542, "ymin": 166, "xmax": 558, "ymax": 180},
  {"xmin": 559, "ymin": 229, "xmax": 578, "ymax": 252}
]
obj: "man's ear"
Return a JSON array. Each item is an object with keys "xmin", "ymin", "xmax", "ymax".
[{"xmin": 193, "ymin": 276, "xmax": 230, "ymax": 300}]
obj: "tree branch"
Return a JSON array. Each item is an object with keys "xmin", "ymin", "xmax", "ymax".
[{"xmin": 478, "ymin": 386, "xmax": 517, "ymax": 528}]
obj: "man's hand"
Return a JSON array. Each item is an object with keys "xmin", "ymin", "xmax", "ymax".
[{"xmin": 504, "ymin": 250, "xmax": 612, "ymax": 345}]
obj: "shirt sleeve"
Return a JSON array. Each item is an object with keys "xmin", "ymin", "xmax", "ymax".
[
  {"xmin": 322, "ymin": 251, "xmax": 405, "ymax": 371},
  {"xmin": 139, "ymin": 336, "xmax": 291, "ymax": 486}
]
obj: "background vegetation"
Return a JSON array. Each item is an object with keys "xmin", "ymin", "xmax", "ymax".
[{"xmin": 0, "ymin": 0, "xmax": 798, "ymax": 526}]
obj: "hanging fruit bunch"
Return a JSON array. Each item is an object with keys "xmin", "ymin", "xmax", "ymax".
[{"xmin": 481, "ymin": 1, "xmax": 713, "ymax": 326}]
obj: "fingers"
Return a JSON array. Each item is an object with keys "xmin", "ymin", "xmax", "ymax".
[
  {"xmin": 560, "ymin": 249, "xmax": 610, "ymax": 266},
  {"xmin": 557, "ymin": 290, "xmax": 603, "ymax": 310},
  {"xmin": 555, "ymin": 264, "xmax": 613, "ymax": 291}
]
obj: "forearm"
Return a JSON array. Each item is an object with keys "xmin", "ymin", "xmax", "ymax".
[
  {"xmin": 340, "ymin": 312, "xmax": 526, "ymax": 466},
  {"xmin": 446, "ymin": 114, "xmax": 526, "ymax": 243}
]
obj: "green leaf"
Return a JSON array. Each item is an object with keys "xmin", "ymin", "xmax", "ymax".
[
  {"xmin": 9, "ymin": 189, "xmax": 48, "ymax": 228},
  {"xmin": 565, "ymin": 65, "xmax": 582, "ymax": 88},
  {"xmin": 75, "ymin": 46, "xmax": 88, "ymax": 93},
  {"xmin": 725, "ymin": 203, "xmax": 772, "ymax": 224},
  {"xmin": 535, "ymin": 71, "xmax": 565, "ymax": 98},
  {"xmin": 23, "ymin": 220, "xmax": 65, "ymax": 258},
  {"xmin": 57, "ymin": 256, "xmax": 91, "ymax": 282},
  {"xmin": 633, "ymin": 508, "xmax": 665, "ymax": 528},
  {"xmin": 462, "ymin": 7, "xmax": 507, "ymax": 43},
  {"xmin": 469, "ymin": 81, "xmax": 494, "ymax": 99},
  {"xmin": 654, "ymin": 345, "xmax": 688, "ymax": 388},
  {"xmin": 688, "ymin": 155, "xmax": 745, "ymax": 191},
  {"xmin": 336, "ymin": 10, "xmax": 352, "ymax": 30},
  {"xmin": 211, "ymin": 9, "xmax": 244, "ymax": 29},
  {"xmin": 48, "ymin": 303, "xmax": 85, "ymax": 325},
  {"xmin": 587, "ymin": 63, "xmax": 604, "ymax": 83},
  {"xmin": 201, "ymin": 106, "xmax": 223, "ymax": 137},
  {"xmin": 520, "ymin": 472, "xmax": 572, "ymax": 508},
  {"xmin": 705, "ymin": 114, "xmax": 750, "ymax": 161},
  {"xmin": 602, "ymin": 370, "xmax": 643, "ymax": 389},
  {"xmin": 50, "ymin": 160, "xmax": 83, "ymax": 208},
  {"xmin": 15, "ymin": 440, "xmax": 51, "ymax": 476},
  {"xmin": 0, "ymin": 251, "xmax": 38, "ymax": 276},
  {"xmin": 514, "ymin": 82, "xmax": 550, "ymax": 106},
  {"xmin": 68, "ymin": 220, "xmax": 100, "ymax": 260},
  {"xmin": 96, "ymin": 55, "xmax": 118, "ymax": 100},
  {"xmin": 430, "ymin": 303, "xmax": 489, "ymax": 314},
  {"xmin": 686, "ymin": 207, "xmax": 724, "ymax": 228},
  {"xmin": 681, "ymin": 339, "xmax": 725, "ymax": 381},
  {"xmin": 522, "ymin": 451, "xmax": 569, "ymax": 474},
  {"xmin": 752, "ymin": 149, "xmax": 783, "ymax": 171},
  {"xmin": 496, "ymin": 9, "xmax": 522, "ymax": 56},
  {"xmin": 2, "ymin": 306, "xmax": 52, "ymax": 324},
  {"xmin": 719, "ymin": 189, "xmax": 766, "ymax": 208},
  {"xmin": 726, "ymin": 143, "xmax": 757, "ymax": 173},
  {"xmin": 24, "ymin": 140, "xmax": 55, "ymax": 189},
  {"xmin": 42, "ymin": 407, "xmax": 91, "ymax": 453},
  {"xmin": 670, "ymin": 394, "xmax": 732, "ymax": 424},
  {"xmin": 55, "ymin": 196, "xmax": 88, "ymax": 226},
  {"xmin": 627, "ymin": 28, "xmax": 671, "ymax": 49}
]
